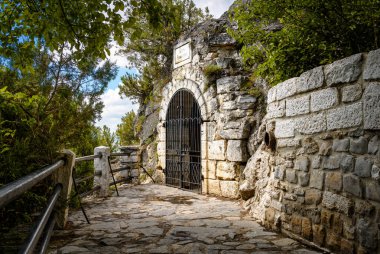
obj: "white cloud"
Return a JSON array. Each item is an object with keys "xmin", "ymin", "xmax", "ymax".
[
  {"xmin": 96, "ymin": 87, "xmax": 139, "ymax": 133},
  {"xmin": 194, "ymin": 0, "xmax": 235, "ymax": 18}
]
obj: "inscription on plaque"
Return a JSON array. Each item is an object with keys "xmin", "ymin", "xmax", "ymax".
[
  {"xmin": 175, "ymin": 42, "xmax": 191, "ymax": 64},
  {"xmin": 173, "ymin": 42, "xmax": 192, "ymax": 68}
]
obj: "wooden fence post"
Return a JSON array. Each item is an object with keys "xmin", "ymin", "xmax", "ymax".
[{"xmin": 52, "ymin": 149, "xmax": 75, "ymax": 229}]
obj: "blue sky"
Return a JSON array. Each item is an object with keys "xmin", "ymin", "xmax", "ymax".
[{"xmin": 96, "ymin": 0, "xmax": 235, "ymax": 133}]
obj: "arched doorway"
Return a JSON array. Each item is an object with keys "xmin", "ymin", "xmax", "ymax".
[{"xmin": 165, "ymin": 89, "xmax": 202, "ymax": 192}]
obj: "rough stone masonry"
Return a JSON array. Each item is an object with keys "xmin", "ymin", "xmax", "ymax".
[
  {"xmin": 155, "ymin": 16, "xmax": 265, "ymax": 199},
  {"xmin": 240, "ymin": 49, "xmax": 380, "ymax": 253},
  {"xmin": 150, "ymin": 8, "xmax": 380, "ymax": 253}
]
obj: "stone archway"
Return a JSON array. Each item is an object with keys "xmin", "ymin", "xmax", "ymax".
[
  {"xmin": 164, "ymin": 88, "xmax": 202, "ymax": 192},
  {"xmin": 157, "ymin": 79, "xmax": 210, "ymax": 193},
  {"xmin": 159, "ymin": 79, "xmax": 208, "ymax": 122}
]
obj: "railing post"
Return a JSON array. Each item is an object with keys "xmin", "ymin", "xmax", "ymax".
[
  {"xmin": 52, "ymin": 149, "xmax": 75, "ymax": 229},
  {"xmin": 94, "ymin": 146, "xmax": 110, "ymax": 197}
]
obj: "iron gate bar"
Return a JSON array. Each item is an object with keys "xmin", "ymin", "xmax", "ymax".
[{"xmin": 165, "ymin": 89, "xmax": 201, "ymax": 193}]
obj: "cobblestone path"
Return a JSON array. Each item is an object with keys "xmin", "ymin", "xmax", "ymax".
[{"xmin": 48, "ymin": 184, "xmax": 323, "ymax": 254}]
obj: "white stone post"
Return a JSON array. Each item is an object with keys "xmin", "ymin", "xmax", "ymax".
[{"xmin": 94, "ymin": 146, "xmax": 111, "ymax": 197}]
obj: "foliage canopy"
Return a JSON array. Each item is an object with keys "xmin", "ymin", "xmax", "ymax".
[
  {"xmin": 0, "ymin": 0, "xmax": 123, "ymax": 229},
  {"xmin": 118, "ymin": 0, "xmax": 211, "ymax": 104},
  {"xmin": 229, "ymin": 0, "xmax": 380, "ymax": 85}
]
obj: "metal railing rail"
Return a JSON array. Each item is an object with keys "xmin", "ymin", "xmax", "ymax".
[
  {"xmin": 0, "ymin": 160, "xmax": 65, "ymax": 208},
  {"xmin": 75, "ymin": 153, "xmax": 101, "ymax": 163},
  {"xmin": 110, "ymin": 152, "xmax": 155, "ymax": 184},
  {"xmin": 0, "ymin": 149, "xmax": 141, "ymax": 253},
  {"xmin": 111, "ymin": 166, "xmax": 131, "ymax": 174},
  {"xmin": 79, "ymin": 185, "xmax": 101, "ymax": 198},
  {"xmin": 22, "ymin": 184, "xmax": 62, "ymax": 253},
  {"xmin": 38, "ymin": 212, "xmax": 57, "ymax": 254},
  {"xmin": 107, "ymin": 152, "xmax": 140, "ymax": 194},
  {"xmin": 0, "ymin": 159, "xmax": 67, "ymax": 254},
  {"xmin": 109, "ymin": 178, "xmax": 130, "ymax": 186}
]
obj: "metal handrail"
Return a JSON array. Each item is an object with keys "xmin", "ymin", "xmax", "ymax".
[
  {"xmin": 109, "ymin": 178, "xmax": 130, "ymax": 186},
  {"xmin": 110, "ymin": 152, "xmax": 132, "ymax": 156},
  {"xmin": 75, "ymin": 175, "xmax": 94, "ymax": 184},
  {"xmin": 38, "ymin": 213, "xmax": 57, "ymax": 254},
  {"xmin": 112, "ymin": 166, "xmax": 131, "ymax": 174},
  {"xmin": 22, "ymin": 184, "xmax": 62, "ymax": 254},
  {"xmin": 75, "ymin": 153, "xmax": 101, "ymax": 163},
  {"xmin": 0, "ymin": 160, "xmax": 65, "ymax": 208},
  {"xmin": 79, "ymin": 185, "xmax": 101, "ymax": 198}
]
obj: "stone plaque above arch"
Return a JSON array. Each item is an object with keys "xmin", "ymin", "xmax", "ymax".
[{"xmin": 173, "ymin": 39, "xmax": 192, "ymax": 69}]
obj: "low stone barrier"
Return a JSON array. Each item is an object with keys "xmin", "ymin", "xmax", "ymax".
[{"xmin": 241, "ymin": 49, "xmax": 380, "ymax": 253}]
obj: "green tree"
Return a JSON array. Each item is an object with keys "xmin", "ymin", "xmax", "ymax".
[
  {"xmin": 0, "ymin": 0, "xmax": 126, "ymax": 67},
  {"xmin": 116, "ymin": 111, "xmax": 139, "ymax": 145},
  {"xmin": 229, "ymin": 0, "xmax": 380, "ymax": 86},
  {"xmin": 0, "ymin": 0, "xmax": 124, "ymax": 228},
  {"xmin": 0, "ymin": 43, "xmax": 117, "ymax": 228},
  {"xmin": 118, "ymin": 0, "xmax": 211, "ymax": 104},
  {"xmin": 98, "ymin": 125, "xmax": 118, "ymax": 152}
]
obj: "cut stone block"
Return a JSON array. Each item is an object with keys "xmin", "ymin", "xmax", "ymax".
[
  {"xmin": 324, "ymin": 53, "xmax": 362, "ymax": 86},
  {"xmin": 350, "ymin": 137, "xmax": 368, "ymax": 154},
  {"xmin": 363, "ymin": 48, "xmax": 380, "ymax": 80},
  {"xmin": 310, "ymin": 88, "xmax": 338, "ymax": 112},
  {"xmin": 322, "ymin": 191, "xmax": 353, "ymax": 215},
  {"xmin": 342, "ymin": 84, "xmax": 362, "ymax": 102},
  {"xmin": 363, "ymin": 82, "xmax": 380, "ymax": 130},
  {"xmin": 275, "ymin": 119, "xmax": 295, "ymax": 138},
  {"xmin": 298, "ymin": 66, "xmax": 324, "ymax": 93},
  {"xmin": 296, "ymin": 112, "xmax": 326, "ymax": 135},
  {"xmin": 226, "ymin": 140, "xmax": 248, "ymax": 162},
  {"xmin": 343, "ymin": 174, "xmax": 362, "ymax": 197},
  {"xmin": 332, "ymin": 138, "xmax": 350, "ymax": 152},
  {"xmin": 276, "ymin": 77, "xmax": 298, "ymax": 100},
  {"xmin": 325, "ymin": 172, "xmax": 342, "ymax": 191},
  {"xmin": 326, "ymin": 102, "xmax": 362, "ymax": 130},
  {"xmin": 286, "ymin": 94, "xmax": 310, "ymax": 116},
  {"xmin": 354, "ymin": 157, "xmax": 373, "ymax": 178},
  {"xmin": 208, "ymin": 140, "xmax": 226, "ymax": 161},
  {"xmin": 220, "ymin": 180, "xmax": 239, "ymax": 198},
  {"xmin": 216, "ymin": 161, "xmax": 238, "ymax": 180},
  {"xmin": 310, "ymin": 170, "xmax": 324, "ymax": 190}
]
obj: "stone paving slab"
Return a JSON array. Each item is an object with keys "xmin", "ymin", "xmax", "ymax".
[{"xmin": 48, "ymin": 184, "xmax": 324, "ymax": 254}]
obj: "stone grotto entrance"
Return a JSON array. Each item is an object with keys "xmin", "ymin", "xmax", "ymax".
[{"xmin": 165, "ymin": 89, "xmax": 202, "ymax": 192}]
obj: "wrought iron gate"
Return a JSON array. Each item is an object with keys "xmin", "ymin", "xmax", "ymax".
[{"xmin": 165, "ymin": 89, "xmax": 202, "ymax": 192}]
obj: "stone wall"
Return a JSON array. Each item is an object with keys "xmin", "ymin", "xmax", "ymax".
[
  {"xmin": 116, "ymin": 146, "xmax": 140, "ymax": 184},
  {"xmin": 156, "ymin": 17, "xmax": 266, "ymax": 198},
  {"xmin": 241, "ymin": 49, "xmax": 380, "ymax": 253}
]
